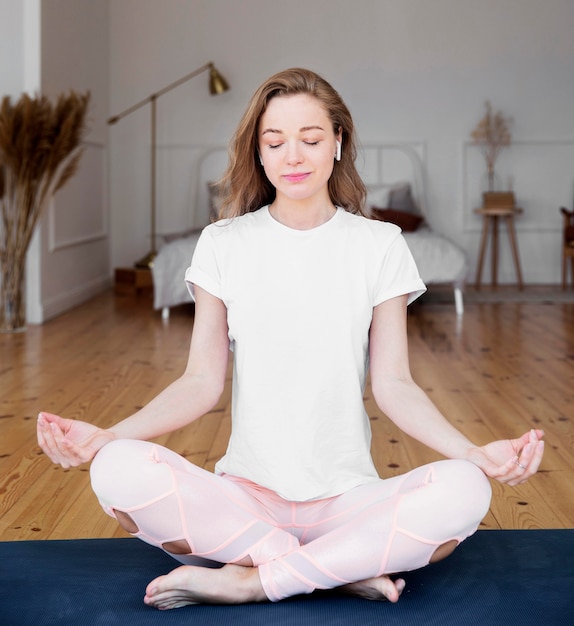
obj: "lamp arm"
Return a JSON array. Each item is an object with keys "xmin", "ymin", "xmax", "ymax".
[
  {"xmin": 107, "ymin": 62, "xmax": 213, "ymax": 125},
  {"xmin": 154, "ymin": 62, "xmax": 213, "ymax": 100}
]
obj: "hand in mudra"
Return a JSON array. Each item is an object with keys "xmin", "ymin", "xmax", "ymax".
[
  {"xmin": 37, "ymin": 411, "xmax": 115, "ymax": 468},
  {"xmin": 467, "ymin": 428, "xmax": 544, "ymax": 486}
]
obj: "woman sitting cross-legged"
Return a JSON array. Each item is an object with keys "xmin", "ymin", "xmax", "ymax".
[{"xmin": 37, "ymin": 67, "xmax": 544, "ymax": 609}]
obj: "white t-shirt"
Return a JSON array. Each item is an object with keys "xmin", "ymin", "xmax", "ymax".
[{"xmin": 185, "ymin": 206, "xmax": 426, "ymax": 501}]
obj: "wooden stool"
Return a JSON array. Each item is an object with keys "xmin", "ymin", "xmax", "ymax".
[
  {"xmin": 560, "ymin": 207, "xmax": 574, "ymax": 289},
  {"xmin": 475, "ymin": 206, "xmax": 523, "ymax": 289},
  {"xmin": 114, "ymin": 267, "xmax": 153, "ymax": 295}
]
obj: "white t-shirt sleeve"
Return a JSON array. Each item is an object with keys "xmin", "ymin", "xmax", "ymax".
[
  {"xmin": 373, "ymin": 230, "xmax": 427, "ymax": 306},
  {"xmin": 184, "ymin": 227, "xmax": 222, "ymax": 301}
]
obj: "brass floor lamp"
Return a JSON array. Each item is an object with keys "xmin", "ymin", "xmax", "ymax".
[{"xmin": 108, "ymin": 62, "xmax": 229, "ymax": 268}]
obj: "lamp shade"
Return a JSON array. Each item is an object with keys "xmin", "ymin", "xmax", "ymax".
[{"xmin": 209, "ymin": 65, "xmax": 229, "ymax": 95}]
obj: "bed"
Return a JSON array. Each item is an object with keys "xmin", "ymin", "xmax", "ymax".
[{"xmin": 151, "ymin": 143, "xmax": 467, "ymax": 317}]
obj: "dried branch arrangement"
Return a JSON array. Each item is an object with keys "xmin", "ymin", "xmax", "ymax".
[
  {"xmin": 470, "ymin": 100, "xmax": 512, "ymax": 192},
  {"xmin": 0, "ymin": 91, "xmax": 90, "ymax": 331}
]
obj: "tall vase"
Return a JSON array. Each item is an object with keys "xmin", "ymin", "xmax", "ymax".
[
  {"xmin": 0, "ymin": 255, "xmax": 26, "ymax": 332},
  {"xmin": 487, "ymin": 164, "xmax": 495, "ymax": 192},
  {"xmin": 483, "ymin": 167, "xmax": 502, "ymax": 195}
]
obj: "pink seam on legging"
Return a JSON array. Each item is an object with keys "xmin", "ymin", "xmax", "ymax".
[
  {"xmin": 99, "ymin": 489, "xmax": 177, "ymax": 518},
  {"xmin": 193, "ymin": 520, "xmax": 263, "ymax": 558}
]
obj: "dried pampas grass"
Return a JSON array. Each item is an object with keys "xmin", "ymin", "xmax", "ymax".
[{"xmin": 0, "ymin": 91, "xmax": 90, "ymax": 331}]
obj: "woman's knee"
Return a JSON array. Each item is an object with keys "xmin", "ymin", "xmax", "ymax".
[
  {"xmin": 90, "ymin": 439, "xmax": 173, "ymax": 509},
  {"xmin": 405, "ymin": 459, "xmax": 491, "ymax": 538},
  {"xmin": 90, "ymin": 439, "xmax": 135, "ymax": 495},
  {"xmin": 439, "ymin": 459, "xmax": 492, "ymax": 525},
  {"xmin": 456, "ymin": 459, "xmax": 491, "ymax": 512}
]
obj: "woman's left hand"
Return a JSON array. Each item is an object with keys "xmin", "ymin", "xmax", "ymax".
[{"xmin": 466, "ymin": 429, "xmax": 545, "ymax": 486}]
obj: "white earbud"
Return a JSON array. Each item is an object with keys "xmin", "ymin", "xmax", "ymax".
[{"xmin": 335, "ymin": 141, "xmax": 342, "ymax": 162}]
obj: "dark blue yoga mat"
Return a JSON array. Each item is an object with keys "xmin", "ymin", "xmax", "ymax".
[{"xmin": 1, "ymin": 530, "xmax": 573, "ymax": 625}]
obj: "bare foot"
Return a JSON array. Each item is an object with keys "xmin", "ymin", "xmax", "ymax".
[
  {"xmin": 144, "ymin": 563, "xmax": 266, "ymax": 610},
  {"xmin": 341, "ymin": 575, "xmax": 406, "ymax": 603}
]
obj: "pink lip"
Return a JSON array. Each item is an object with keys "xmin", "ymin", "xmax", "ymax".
[{"xmin": 283, "ymin": 172, "xmax": 310, "ymax": 183}]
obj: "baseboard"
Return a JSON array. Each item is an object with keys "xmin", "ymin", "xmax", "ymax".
[{"xmin": 39, "ymin": 275, "xmax": 112, "ymax": 322}]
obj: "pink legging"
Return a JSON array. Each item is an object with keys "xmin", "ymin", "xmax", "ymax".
[{"xmin": 90, "ymin": 439, "xmax": 491, "ymax": 602}]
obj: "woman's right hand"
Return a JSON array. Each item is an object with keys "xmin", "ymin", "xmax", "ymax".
[{"xmin": 37, "ymin": 411, "xmax": 116, "ymax": 468}]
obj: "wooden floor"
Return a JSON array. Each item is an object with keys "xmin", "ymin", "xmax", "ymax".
[{"xmin": 1, "ymin": 288, "xmax": 573, "ymax": 541}]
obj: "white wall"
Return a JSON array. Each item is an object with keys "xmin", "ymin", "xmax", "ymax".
[
  {"xmin": 38, "ymin": 0, "xmax": 110, "ymax": 321},
  {"xmin": 0, "ymin": 0, "xmax": 25, "ymax": 95},
  {"xmin": 109, "ymin": 0, "xmax": 574, "ymax": 285}
]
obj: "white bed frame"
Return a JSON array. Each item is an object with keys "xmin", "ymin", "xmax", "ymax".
[{"xmin": 153, "ymin": 143, "xmax": 466, "ymax": 318}]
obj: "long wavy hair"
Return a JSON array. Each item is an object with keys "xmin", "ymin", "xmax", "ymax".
[{"xmin": 216, "ymin": 68, "xmax": 366, "ymax": 219}]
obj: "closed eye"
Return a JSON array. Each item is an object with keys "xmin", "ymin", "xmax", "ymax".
[{"xmin": 265, "ymin": 140, "xmax": 320, "ymax": 149}]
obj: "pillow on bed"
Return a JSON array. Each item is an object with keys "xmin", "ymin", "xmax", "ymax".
[
  {"xmin": 387, "ymin": 183, "xmax": 419, "ymax": 214},
  {"xmin": 370, "ymin": 208, "xmax": 423, "ymax": 232},
  {"xmin": 365, "ymin": 182, "xmax": 420, "ymax": 215},
  {"xmin": 208, "ymin": 181, "xmax": 225, "ymax": 220},
  {"xmin": 365, "ymin": 184, "xmax": 393, "ymax": 209}
]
